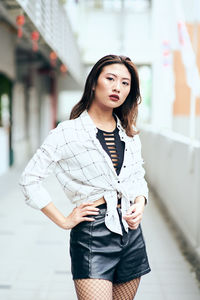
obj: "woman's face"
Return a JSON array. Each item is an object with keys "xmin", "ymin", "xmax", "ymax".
[{"xmin": 92, "ymin": 63, "xmax": 131, "ymax": 111}]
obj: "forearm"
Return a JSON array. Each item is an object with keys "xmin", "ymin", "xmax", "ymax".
[
  {"xmin": 134, "ymin": 195, "xmax": 146, "ymax": 206},
  {"xmin": 41, "ymin": 202, "xmax": 67, "ymax": 229}
]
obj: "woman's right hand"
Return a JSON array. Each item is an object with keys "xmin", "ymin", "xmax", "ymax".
[{"xmin": 62, "ymin": 203, "xmax": 99, "ymax": 230}]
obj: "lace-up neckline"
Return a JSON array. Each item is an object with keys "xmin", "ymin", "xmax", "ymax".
[{"xmin": 96, "ymin": 127, "xmax": 124, "ymax": 175}]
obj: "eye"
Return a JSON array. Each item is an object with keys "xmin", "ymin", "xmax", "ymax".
[
  {"xmin": 106, "ymin": 77, "xmax": 114, "ymax": 81},
  {"xmin": 122, "ymin": 81, "xmax": 129, "ymax": 86}
]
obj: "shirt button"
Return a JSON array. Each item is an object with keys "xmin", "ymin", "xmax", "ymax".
[
  {"xmin": 118, "ymin": 180, "xmax": 120, "ymax": 183},
  {"xmin": 125, "ymin": 149, "xmax": 127, "ymax": 151},
  {"xmin": 124, "ymin": 165, "xmax": 126, "ymax": 168}
]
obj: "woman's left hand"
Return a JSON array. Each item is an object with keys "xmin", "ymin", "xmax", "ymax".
[{"xmin": 123, "ymin": 197, "xmax": 145, "ymax": 230}]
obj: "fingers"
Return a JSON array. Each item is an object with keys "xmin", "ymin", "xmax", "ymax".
[
  {"xmin": 82, "ymin": 206, "xmax": 99, "ymax": 213},
  {"xmin": 129, "ymin": 224, "xmax": 139, "ymax": 230},
  {"xmin": 124, "ymin": 214, "xmax": 141, "ymax": 223},
  {"xmin": 126, "ymin": 204, "xmax": 136, "ymax": 215},
  {"xmin": 68, "ymin": 203, "xmax": 101, "ymax": 229},
  {"xmin": 79, "ymin": 204, "xmax": 100, "ymax": 222},
  {"xmin": 81, "ymin": 210, "xmax": 99, "ymax": 217},
  {"xmin": 125, "ymin": 202, "xmax": 144, "ymax": 220},
  {"xmin": 123, "ymin": 214, "xmax": 142, "ymax": 230},
  {"xmin": 77, "ymin": 204, "xmax": 99, "ymax": 217},
  {"xmin": 79, "ymin": 203, "xmax": 98, "ymax": 211},
  {"xmin": 127, "ymin": 218, "xmax": 141, "ymax": 229},
  {"xmin": 82, "ymin": 217, "xmax": 95, "ymax": 222},
  {"xmin": 124, "ymin": 210, "xmax": 141, "ymax": 221}
]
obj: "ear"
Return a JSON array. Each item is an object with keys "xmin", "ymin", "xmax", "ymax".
[{"xmin": 92, "ymin": 82, "xmax": 97, "ymax": 91}]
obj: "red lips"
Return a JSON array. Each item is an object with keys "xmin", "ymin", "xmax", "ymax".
[{"xmin": 109, "ymin": 94, "xmax": 119, "ymax": 100}]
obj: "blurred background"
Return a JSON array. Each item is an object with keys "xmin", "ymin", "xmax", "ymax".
[{"xmin": 0, "ymin": 0, "xmax": 200, "ymax": 299}]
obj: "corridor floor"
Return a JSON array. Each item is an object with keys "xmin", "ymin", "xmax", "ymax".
[{"xmin": 0, "ymin": 168, "xmax": 199, "ymax": 300}]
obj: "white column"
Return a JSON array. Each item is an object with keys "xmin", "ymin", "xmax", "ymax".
[{"xmin": 151, "ymin": 0, "xmax": 175, "ymax": 130}]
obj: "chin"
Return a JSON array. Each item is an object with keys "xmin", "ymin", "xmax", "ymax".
[
  {"xmin": 111, "ymin": 102, "xmax": 123, "ymax": 108},
  {"xmin": 106, "ymin": 104, "xmax": 121, "ymax": 109}
]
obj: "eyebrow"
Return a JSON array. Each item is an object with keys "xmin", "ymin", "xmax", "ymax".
[{"xmin": 106, "ymin": 73, "xmax": 131, "ymax": 81}]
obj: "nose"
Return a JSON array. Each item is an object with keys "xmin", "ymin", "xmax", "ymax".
[{"xmin": 112, "ymin": 80, "xmax": 120, "ymax": 93}]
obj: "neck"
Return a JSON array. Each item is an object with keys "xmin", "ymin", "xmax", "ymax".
[
  {"xmin": 88, "ymin": 105, "xmax": 114, "ymax": 121},
  {"xmin": 88, "ymin": 105, "xmax": 116, "ymax": 131}
]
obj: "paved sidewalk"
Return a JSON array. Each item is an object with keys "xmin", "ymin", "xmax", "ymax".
[{"xmin": 0, "ymin": 168, "xmax": 200, "ymax": 300}]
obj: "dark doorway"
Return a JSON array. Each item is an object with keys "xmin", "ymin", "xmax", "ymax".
[{"xmin": 0, "ymin": 73, "xmax": 13, "ymax": 172}]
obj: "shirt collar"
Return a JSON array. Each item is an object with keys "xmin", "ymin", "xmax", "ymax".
[
  {"xmin": 79, "ymin": 109, "xmax": 126, "ymax": 135},
  {"xmin": 79, "ymin": 110, "xmax": 97, "ymax": 134}
]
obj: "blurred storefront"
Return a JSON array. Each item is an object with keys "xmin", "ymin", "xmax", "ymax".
[{"xmin": 0, "ymin": 0, "xmax": 84, "ymax": 175}]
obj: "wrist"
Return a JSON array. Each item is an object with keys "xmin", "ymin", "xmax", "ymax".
[
  {"xmin": 41, "ymin": 202, "xmax": 70, "ymax": 229},
  {"xmin": 59, "ymin": 216, "xmax": 71, "ymax": 230}
]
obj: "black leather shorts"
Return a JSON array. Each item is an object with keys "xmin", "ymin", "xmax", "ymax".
[{"xmin": 70, "ymin": 206, "xmax": 151, "ymax": 284}]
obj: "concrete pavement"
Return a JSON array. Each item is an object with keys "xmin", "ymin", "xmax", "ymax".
[{"xmin": 0, "ymin": 168, "xmax": 199, "ymax": 300}]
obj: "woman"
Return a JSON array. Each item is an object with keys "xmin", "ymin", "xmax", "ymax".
[{"xmin": 20, "ymin": 54, "xmax": 151, "ymax": 300}]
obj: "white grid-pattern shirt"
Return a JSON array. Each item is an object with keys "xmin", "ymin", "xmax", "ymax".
[{"xmin": 19, "ymin": 110, "xmax": 148, "ymax": 235}]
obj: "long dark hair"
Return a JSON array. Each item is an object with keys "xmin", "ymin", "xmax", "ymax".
[{"xmin": 70, "ymin": 54, "xmax": 141, "ymax": 136}]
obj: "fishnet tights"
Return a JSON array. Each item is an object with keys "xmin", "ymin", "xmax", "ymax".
[
  {"xmin": 113, "ymin": 277, "xmax": 141, "ymax": 300},
  {"xmin": 74, "ymin": 279, "xmax": 112, "ymax": 300},
  {"xmin": 74, "ymin": 277, "xmax": 141, "ymax": 300}
]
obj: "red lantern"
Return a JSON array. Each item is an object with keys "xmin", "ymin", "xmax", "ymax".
[
  {"xmin": 60, "ymin": 64, "xmax": 67, "ymax": 74},
  {"xmin": 31, "ymin": 31, "xmax": 40, "ymax": 52},
  {"xmin": 50, "ymin": 51, "xmax": 57, "ymax": 66},
  {"xmin": 16, "ymin": 15, "xmax": 25, "ymax": 38}
]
